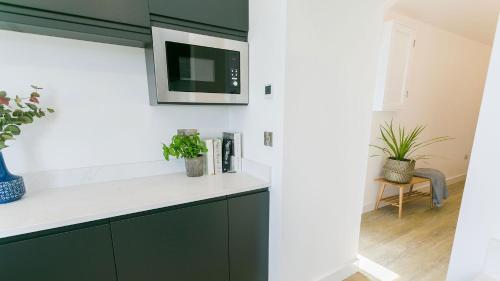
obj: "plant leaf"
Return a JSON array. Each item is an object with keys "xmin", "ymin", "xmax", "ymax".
[
  {"xmin": 26, "ymin": 103, "xmax": 37, "ymax": 111},
  {"xmin": 21, "ymin": 115, "xmax": 33, "ymax": 123},
  {"xmin": 15, "ymin": 96, "xmax": 23, "ymax": 106},
  {"xmin": 162, "ymin": 133, "xmax": 207, "ymax": 160},
  {"xmin": 1, "ymin": 133, "xmax": 14, "ymax": 140},
  {"xmin": 4, "ymin": 125, "xmax": 20, "ymax": 136},
  {"xmin": 371, "ymin": 121, "xmax": 452, "ymax": 161},
  {"xmin": 13, "ymin": 109, "xmax": 23, "ymax": 117},
  {"xmin": 0, "ymin": 97, "xmax": 10, "ymax": 106}
]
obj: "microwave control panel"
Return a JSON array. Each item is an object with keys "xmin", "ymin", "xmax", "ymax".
[{"xmin": 227, "ymin": 52, "xmax": 241, "ymax": 94}]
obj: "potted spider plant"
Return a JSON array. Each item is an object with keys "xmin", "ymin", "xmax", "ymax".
[
  {"xmin": 371, "ymin": 121, "xmax": 452, "ymax": 184},
  {"xmin": 162, "ymin": 130, "xmax": 208, "ymax": 177}
]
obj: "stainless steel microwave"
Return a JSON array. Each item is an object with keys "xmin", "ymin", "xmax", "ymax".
[{"xmin": 147, "ymin": 27, "xmax": 249, "ymax": 105}]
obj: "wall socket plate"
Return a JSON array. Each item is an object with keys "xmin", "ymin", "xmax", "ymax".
[
  {"xmin": 264, "ymin": 132, "xmax": 273, "ymax": 147},
  {"xmin": 265, "ymin": 84, "xmax": 272, "ymax": 95}
]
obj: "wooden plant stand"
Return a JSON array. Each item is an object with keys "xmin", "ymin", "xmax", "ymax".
[{"xmin": 374, "ymin": 177, "xmax": 433, "ymax": 219}]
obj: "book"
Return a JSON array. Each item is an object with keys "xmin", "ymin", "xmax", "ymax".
[
  {"xmin": 222, "ymin": 132, "xmax": 242, "ymax": 173},
  {"xmin": 233, "ymin": 132, "xmax": 242, "ymax": 172},
  {"xmin": 213, "ymin": 138, "xmax": 223, "ymax": 175},
  {"xmin": 222, "ymin": 133, "xmax": 234, "ymax": 173},
  {"xmin": 204, "ymin": 139, "xmax": 215, "ymax": 176}
]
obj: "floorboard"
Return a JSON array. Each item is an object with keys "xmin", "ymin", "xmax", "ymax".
[{"xmin": 346, "ymin": 181, "xmax": 464, "ymax": 281}]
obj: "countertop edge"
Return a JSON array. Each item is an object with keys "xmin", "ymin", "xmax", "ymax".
[{"xmin": 0, "ymin": 173, "xmax": 270, "ymax": 240}]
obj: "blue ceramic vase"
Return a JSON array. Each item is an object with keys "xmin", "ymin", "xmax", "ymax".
[{"xmin": 0, "ymin": 152, "xmax": 25, "ymax": 204}]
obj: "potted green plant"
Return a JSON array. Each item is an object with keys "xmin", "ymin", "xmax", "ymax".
[
  {"xmin": 163, "ymin": 132, "xmax": 208, "ymax": 177},
  {"xmin": 0, "ymin": 85, "xmax": 54, "ymax": 203},
  {"xmin": 371, "ymin": 121, "xmax": 452, "ymax": 183}
]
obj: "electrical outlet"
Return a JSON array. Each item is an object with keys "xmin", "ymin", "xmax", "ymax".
[{"xmin": 264, "ymin": 132, "xmax": 273, "ymax": 147}]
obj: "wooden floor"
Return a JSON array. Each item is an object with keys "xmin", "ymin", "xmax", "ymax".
[
  {"xmin": 345, "ymin": 181, "xmax": 465, "ymax": 281},
  {"xmin": 345, "ymin": 272, "xmax": 372, "ymax": 281}
]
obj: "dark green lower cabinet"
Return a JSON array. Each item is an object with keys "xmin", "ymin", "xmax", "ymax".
[
  {"xmin": 110, "ymin": 200, "xmax": 230, "ymax": 281},
  {"xmin": 0, "ymin": 224, "xmax": 117, "ymax": 281},
  {"xmin": 229, "ymin": 192, "xmax": 270, "ymax": 281},
  {"xmin": 0, "ymin": 191, "xmax": 269, "ymax": 281}
]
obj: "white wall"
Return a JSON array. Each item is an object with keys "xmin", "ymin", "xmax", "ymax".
[
  {"xmin": 280, "ymin": 1, "xmax": 385, "ymax": 280},
  {"xmin": 447, "ymin": 18, "xmax": 500, "ymax": 281},
  {"xmin": 228, "ymin": 0, "xmax": 287, "ymax": 279},
  {"xmin": 363, "ymin": 14, "xmax": 492, "ymax": 212},
  {"xmin": 0, "ymin": 30, "xmax": 230, "ymax": 183}
]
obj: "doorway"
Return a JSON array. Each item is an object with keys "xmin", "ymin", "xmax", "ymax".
[{"xmin": 351, "ymin": 0, "xmax": 500, "ymax": 280}]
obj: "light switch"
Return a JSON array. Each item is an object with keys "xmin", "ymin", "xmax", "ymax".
[
  {"xmin": 265, "ymin": 85, "xmax": 272, "ymax": 95},
  {"xmin": 264, "ymin": 132, "xmax": 273, "ymax": 147}
]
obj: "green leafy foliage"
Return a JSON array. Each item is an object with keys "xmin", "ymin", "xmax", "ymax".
[
  {"xmin": 163, "ymin": 133, "xmax": 208, "ymax": 160},
  {"xmin": 0, "ymin": 85, "xmax": 55, "ymax": 150},
  {"xmin": 371, "ymin": 121, "xmax": 452, "ymax": 161}
]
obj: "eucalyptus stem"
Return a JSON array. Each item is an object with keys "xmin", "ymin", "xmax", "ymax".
[{"xmin": 0, "ymin": 85, "xmax": 55, "ymax": 150}]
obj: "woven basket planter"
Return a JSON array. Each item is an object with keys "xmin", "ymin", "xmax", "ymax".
[{"xmin": 383, "ymin": 158, "xmax": 416, "ymax": 184}]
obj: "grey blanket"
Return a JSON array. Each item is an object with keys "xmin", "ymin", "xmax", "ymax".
[{"xmin": 414, "ymin": 168, "xmax": 448, "ymax": 207}]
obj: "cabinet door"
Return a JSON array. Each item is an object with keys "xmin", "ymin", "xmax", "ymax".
[
  {"xmin": 373, "ymin": 21, "xmax": 415, "ymax": 111},
  {"xmin": 228, "ymin": 191, "xmax": 269, "ymax": 281},
  {"xmin": 149, "ymin": 0, "xmax": 248, "ymax": 32},
  {"xmin": 0, "ymin": 0, "xmax": 150, "ymax": 27},
  {"xmin": 111, "ymin": 200, "xmax": 229, "ymax": 281},
  {"xmin": 0, "ymin": 224, "xmax": 117, "ymax": 281},
  {"xmin": 384, "ymin": 23, "xmax": 415, "ymax": 110}
]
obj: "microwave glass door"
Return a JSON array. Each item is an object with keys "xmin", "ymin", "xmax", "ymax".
[{"xmin": 165, "ymin": 42, "xmax": 240, "ymax": 95}]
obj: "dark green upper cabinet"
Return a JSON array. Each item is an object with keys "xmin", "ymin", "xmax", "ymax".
[
  {"xmin": 0, "ymin": 0, "xmax": 249, "ymax": 46},
  {"xmin": 0, "ymin": 0, "xmax": 150, "ymax": 27},
  {"xmin": 111, "ymin": 200, "xmax": 230, "ymax": 281},
  {"xmin": 149, "ymin": 0, "xmax": 248, "ymax": 32},
  {"xmin": 0, "ymin": 224, "xmax": 117, "ymax": 281},
  {"xmin": 0, "ymin": 0, "xmax": 151, "ymax": 47}
]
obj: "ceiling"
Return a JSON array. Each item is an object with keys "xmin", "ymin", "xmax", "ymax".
[{"xmin": 390, "ymin": 0, "xmax": 500, "ymax": 45}]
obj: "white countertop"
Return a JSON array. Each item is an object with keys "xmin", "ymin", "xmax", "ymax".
[{"xmin": 0, "ymin": 172, "xmax": 269, "ymax": 239}]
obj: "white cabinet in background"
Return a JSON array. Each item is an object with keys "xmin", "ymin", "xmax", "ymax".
[{"xmin": 373, "ymin": 21, "xmax": 415, "ymax": 111}]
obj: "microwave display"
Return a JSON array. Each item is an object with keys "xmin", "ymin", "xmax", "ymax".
[{"xmin": 166, "ymin": 42, "xmax": 240, "ymax": 95}]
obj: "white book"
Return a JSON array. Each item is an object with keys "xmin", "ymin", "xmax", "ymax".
[
  {"xmin": 213, "ymin": 138, "xmax": 223, "ymax": 175},
  {"xmin": 233, "ymin": 132, "xmax": 242, "ymax": 172},
  {"xmin": 204, "ymin": 139, "xmax": 215, "ymax": 176},
  {"xmin": 230, "ymin": 156, "xmax": 236, "ymax": 173}
]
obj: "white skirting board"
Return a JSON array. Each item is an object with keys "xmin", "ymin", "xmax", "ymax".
[
  {"xmin": 314, "ymin": 259, "xmax": 359, "ymax": 281},
  {"xmin": 363, "ymin": 173, "xmax": 467, "ymax": 213}
]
